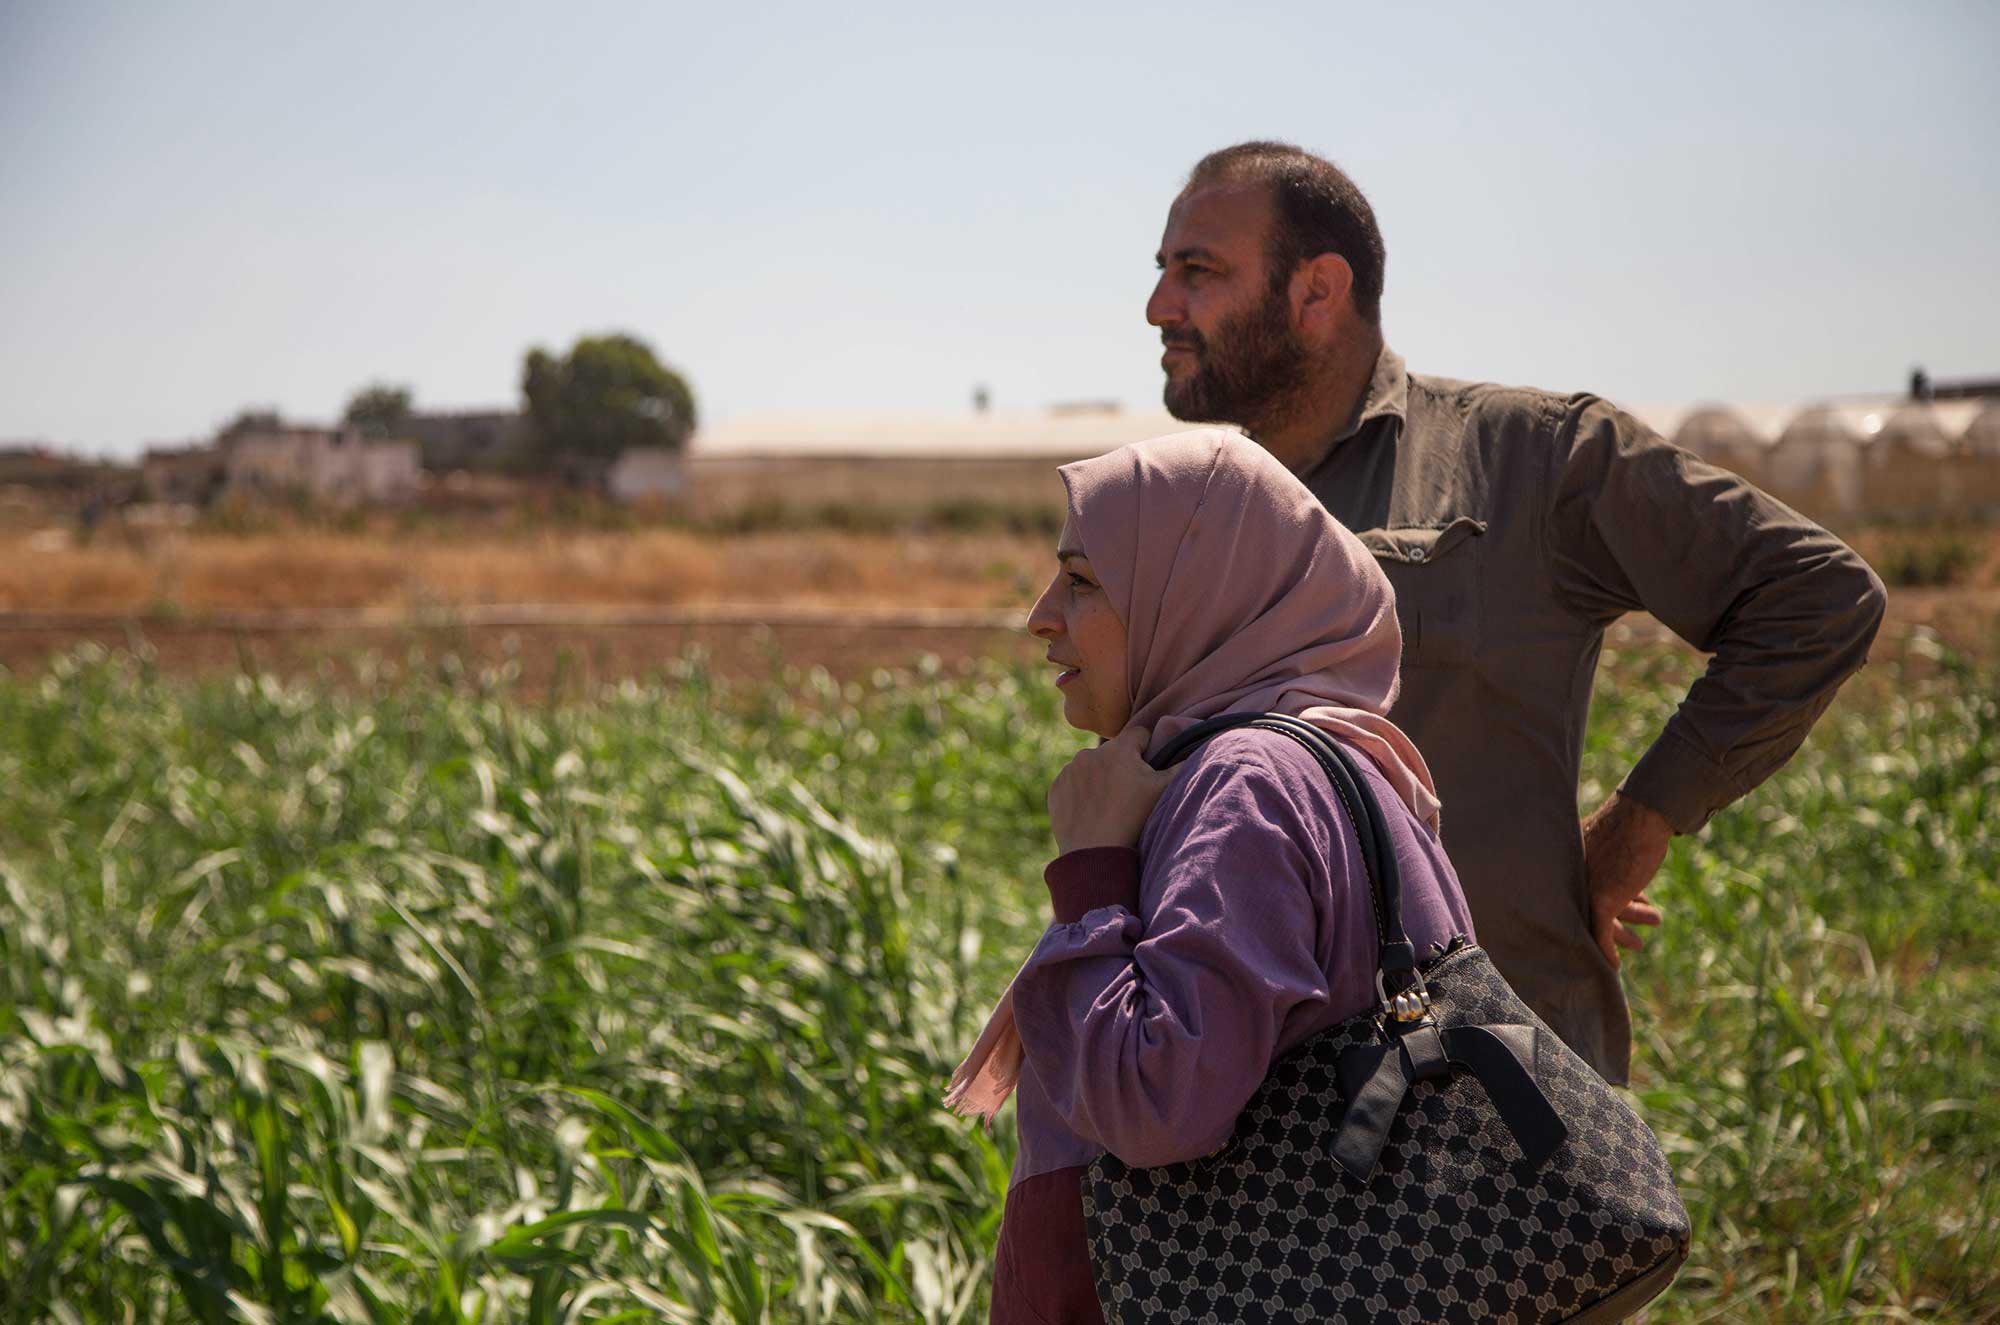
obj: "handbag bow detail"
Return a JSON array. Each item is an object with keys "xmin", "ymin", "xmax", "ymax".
[
  {"xmin": 1153, "ymin": 715, "xmax": 1573, "ymax": 1187},
  {"xmin": 1333, "ymin": 1020, "xmax": 1568, "ymax": 1180}
]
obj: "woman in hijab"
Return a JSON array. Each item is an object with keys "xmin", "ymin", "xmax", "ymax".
[{"xmin": 948, "ymin": 429, "xmax": 1477, "ymax": 1323}]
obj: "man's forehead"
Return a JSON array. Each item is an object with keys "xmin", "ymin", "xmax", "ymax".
[{"xmin": 1159, "ymin": 181, "xmax": 1274, "ymax": 257}]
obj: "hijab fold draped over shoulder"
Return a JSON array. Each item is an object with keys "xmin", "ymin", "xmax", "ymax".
[{"xmin": 945, "ymin": 428, "xmax": 1441, "ymax": 1123}]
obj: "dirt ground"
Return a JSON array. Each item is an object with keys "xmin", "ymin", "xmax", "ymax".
[
  {"xmin": 0, "ymin": 526, "xmax": 1050, "ymax": 615},
  {"xmin": 3, "ymin": 586, "xmax": 1993, "ymax": 701},
  {"xmin": 3, "ymin": 521, "xmax": 1995, "ymax": 691},
  {"xmin": 7, "ymin": 520, "xmax": 1996, "ymax": 618}
]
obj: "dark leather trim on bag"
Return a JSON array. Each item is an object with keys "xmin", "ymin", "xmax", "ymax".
[{"xmin": 1082, "ymin": 712, "xmax": 1691, "ymax": 1323}]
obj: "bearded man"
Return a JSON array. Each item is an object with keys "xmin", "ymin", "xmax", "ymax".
[{"xmin": 1145, "ymin": 140, "xmax": 1886, "ymax": 1084}]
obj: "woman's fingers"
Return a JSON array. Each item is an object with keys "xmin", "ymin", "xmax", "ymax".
[{"xmin": 1046, "ymin": 725, "xmax": 1177, "ymax": 854}]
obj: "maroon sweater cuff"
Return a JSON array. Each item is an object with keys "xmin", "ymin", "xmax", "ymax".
[{"xmin": 1043, "ymin": 847, "xmax": 1143, "ymax": 923}]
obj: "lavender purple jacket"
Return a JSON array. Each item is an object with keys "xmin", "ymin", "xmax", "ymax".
[{"xmin": 1006, "ymin": 725, "xmax": 1478, "ymax": 1190}]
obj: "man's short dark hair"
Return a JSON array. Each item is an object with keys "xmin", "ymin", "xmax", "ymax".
[{"xmin": 1184, "ymin": 141, "xmax": 1385, "ymax": 327}]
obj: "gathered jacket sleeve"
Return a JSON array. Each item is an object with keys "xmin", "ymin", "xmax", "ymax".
[
  {"xmin": 1543, "ymin": 395, "xmax": 1887, "ymax": 833},
  {"xmin": 1008, "ymin": 751, "xmax": 1336, "ymax": 1169}
]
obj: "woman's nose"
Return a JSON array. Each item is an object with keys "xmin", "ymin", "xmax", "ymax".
[{"xmin": 1026, "ymin": 583, "xmax": 1062, "ymax": 640}]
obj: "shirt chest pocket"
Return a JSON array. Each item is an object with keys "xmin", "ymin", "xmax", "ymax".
[{"xmin": 1357, "ymin": 517, "xmax": 1487, "ymax": 668}]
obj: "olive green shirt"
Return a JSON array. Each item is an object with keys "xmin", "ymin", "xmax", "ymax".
[{"xmin": 1300, "ymin": 349, "xmax": 1886, "ymax": 1083}]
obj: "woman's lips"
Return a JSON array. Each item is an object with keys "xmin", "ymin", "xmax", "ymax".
[{"xmin": 1054, "ymin": 668, "xmax": 1081, "ymax": 688}]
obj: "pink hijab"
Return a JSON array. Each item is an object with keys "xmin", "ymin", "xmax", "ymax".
[{"xmin": 944, "ymin": 428, "xmax": 1442, "ymax": 1124}]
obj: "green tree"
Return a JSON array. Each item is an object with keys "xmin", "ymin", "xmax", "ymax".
[
  {"xmin": 520, "ymin": 333, "xmax": 696, "ymax": 485},
  {"xmin": 342, "ymin": 383, "xmax": 414, "ymax": 438}
]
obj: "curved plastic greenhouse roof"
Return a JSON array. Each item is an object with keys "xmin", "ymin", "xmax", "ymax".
[{"xmin": 685, "ymin": 396, "xmax": 1993, "ymax": 460}]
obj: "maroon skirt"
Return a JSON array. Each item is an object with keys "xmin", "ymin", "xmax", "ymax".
[{"xmin": 988, "ymin": 1165, "xmax": 1105, "ymax": 1324}]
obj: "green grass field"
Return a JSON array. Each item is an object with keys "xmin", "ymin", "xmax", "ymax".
[{"xmin": 1, "ymin": 640, "xmax": 1995, "ymax": 1323}]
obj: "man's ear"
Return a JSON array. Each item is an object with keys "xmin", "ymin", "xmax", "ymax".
[{"xmin": 1293, "ymin": 253, "xmax": 1356, "ymax": 339}]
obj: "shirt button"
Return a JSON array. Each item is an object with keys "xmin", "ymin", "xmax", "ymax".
[{"xmin": 1408, "ymin": 547, "xmax": 1427, "ymax": 563}]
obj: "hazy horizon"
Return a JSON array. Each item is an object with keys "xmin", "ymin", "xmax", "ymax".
[{"xmin": 3, "ymin": 1, "xmax": 1995, "ymax": 460}]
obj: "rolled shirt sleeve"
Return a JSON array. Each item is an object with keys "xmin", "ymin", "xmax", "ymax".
[
  {"xmin": 1543, "ymin": 396, "xmax": 1888, "ymax": 833},
  {"xmin": 1007, "ymin": 755, "xmax": 1332, "ymax": 1170}
]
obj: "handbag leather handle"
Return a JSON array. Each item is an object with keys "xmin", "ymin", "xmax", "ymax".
[{"xmin": 1149, "ymin": 712, "xmax": 1421, "ymax": 984}]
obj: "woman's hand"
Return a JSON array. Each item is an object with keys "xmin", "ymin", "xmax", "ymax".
[{"xmin": 1048, "ymin": 726, "xmax": 1178, "ymax": 855}]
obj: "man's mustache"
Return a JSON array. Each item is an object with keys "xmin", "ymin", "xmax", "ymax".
[{"xmin": 1161, "ymin": 331, "xmax": 1204, "ymax": 353}]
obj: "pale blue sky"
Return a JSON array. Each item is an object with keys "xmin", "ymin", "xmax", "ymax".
[{"xmin": 3, "ymin": 1, "xmax": 1995, "ymax": 459}]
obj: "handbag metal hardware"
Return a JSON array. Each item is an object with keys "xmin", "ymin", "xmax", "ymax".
[{"xmin": 1376, "ymin": 967, "xmax": 1434, "ymax": 1021}]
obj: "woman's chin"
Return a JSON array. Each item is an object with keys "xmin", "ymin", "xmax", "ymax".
[{"xmin": 1059, "ymin": 689, "xmax": 1126, "ymax": 740}]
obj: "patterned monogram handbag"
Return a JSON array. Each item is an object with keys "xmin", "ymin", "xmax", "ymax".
[{"xmin": 1082, "ymin": 712, "xmax": 1690, "ymax": 1323}]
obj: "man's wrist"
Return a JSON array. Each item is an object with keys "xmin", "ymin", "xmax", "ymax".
[
  {"xmin": 1606, "ymin": 789, "xmax": 1673, "ymax": 841},
  {"xmin": 1618, "ymin": 730, "xmax": 1738, "ymax": 836}
]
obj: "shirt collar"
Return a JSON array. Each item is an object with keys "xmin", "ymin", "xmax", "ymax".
[{"xmin": 1335, "ymin": 344, "xmax": 1408, "ymax": 445}]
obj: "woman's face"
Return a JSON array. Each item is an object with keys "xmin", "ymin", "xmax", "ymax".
[{"xmin": 1027, "ymin": 513, "xmax": 1132, "ymax": 738}]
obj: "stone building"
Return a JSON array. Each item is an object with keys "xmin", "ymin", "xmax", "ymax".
[
  {"xmin": 606, "ymin": 447, "xmax": 685, "ymax": 503},
  {"xmin": 397, "ymin": 410, "xmax": 531, "ymax": 473},
  {"xmin": 221, "ymin": 425, "xmax": 421, "ymax": 504},
  {"xmin": 140, "ymin": 444, "xmax": 228, "ymax": 505}
]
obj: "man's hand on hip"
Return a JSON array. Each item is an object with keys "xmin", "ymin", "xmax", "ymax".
[{"xmin": 1580, "ymin": 791, "xmax": 1672, "ymax": 970}]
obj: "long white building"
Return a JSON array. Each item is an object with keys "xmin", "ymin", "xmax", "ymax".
[{"xmin": 683, "ymin": 393, "xmax": 2000, "ymax": 522}]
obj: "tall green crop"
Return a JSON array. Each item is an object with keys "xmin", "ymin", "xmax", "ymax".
[{"xmin": 0, "ymin": 639, "xmax": 1993, "ymax": 1322}]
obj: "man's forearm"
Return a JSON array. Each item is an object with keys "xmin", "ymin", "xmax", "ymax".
[
  {"xmin": 1618, "ymin": 724, "xmax": 1745, "ymax": 837},
  {"xmin": 1550, "ymin": 397, "xmax": 1889, "ymax": 835},
  {"xmin": 1623, "ymin": 545, "xmax": 1885, "ymax": 835}
]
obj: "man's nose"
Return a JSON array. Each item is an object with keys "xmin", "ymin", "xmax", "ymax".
[{"xmin": 1146, "ymin": 275, "xmax": 1180, "ymax": 328}]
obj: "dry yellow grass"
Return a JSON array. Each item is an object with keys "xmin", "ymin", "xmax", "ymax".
[
  {"xmin": 0, "ymin": 528, "xmax": 1054, "ymax": 615},
  {"xmin": 9, "ymin": 521, "xmax": 1994, "ymax": 624}
]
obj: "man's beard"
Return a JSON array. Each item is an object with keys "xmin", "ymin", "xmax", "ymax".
[{"xmin": 1161, "ymin": 283, "xmax": 1308, "ymax": 430}]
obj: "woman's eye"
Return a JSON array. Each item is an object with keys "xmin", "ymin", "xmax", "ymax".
[{"xmin": 1067, "ymin": 572, "xmax": 1094, "ymax": 591}]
